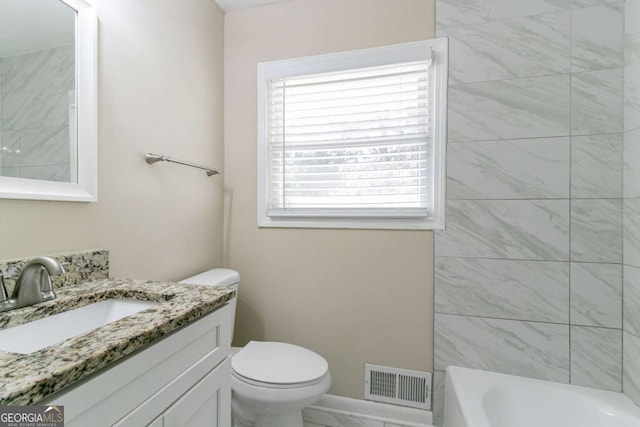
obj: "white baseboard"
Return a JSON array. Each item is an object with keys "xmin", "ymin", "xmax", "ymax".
[{"xmin": 303, "ymin": 394, "xmax": 433, "ymax": 427}]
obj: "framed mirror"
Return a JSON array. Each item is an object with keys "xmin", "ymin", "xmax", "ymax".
[{"xmin": 0, "ymin": 0, "xmax": 97, "ymax": 202}]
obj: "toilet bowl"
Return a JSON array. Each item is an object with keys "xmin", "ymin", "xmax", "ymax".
[
  {"xmin": 180, "ymin": 269, "xmax": 331, "ymax": 427},
  {"xmin": 231, "ymin": 341, "xmax": 331, "ymax": 427}
]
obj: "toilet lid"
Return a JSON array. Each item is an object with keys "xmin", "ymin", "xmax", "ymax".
[{"xmin": 232, "ymin": 341, "xmax": 328, "ymax": 385}]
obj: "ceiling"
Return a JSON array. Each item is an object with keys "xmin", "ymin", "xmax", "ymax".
[{"xmin": 214, "ymin": 0, "xmax": 290, "ymax": 12}]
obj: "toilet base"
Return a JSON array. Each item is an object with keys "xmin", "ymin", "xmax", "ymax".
[{"xmin": 232, "ymin": 409, "xmax": 303, "ymax": 427}]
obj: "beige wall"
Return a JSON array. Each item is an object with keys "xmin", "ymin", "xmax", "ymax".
[
  {"xmin": 0, "ymin": 0, "xmax": 225, "ymax": 281},
  {"xmin": 224, "ymin": 0, "xmax": 435, "ymax": 399}
]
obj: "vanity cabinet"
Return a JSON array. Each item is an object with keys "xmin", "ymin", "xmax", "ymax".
[
  {"xmin": 41, "ymin": 303, "xmax": 232, "ymax": 426},
  {"xmin": 145, "ymin": 359, "xmax": 230, "ymax": 427}
]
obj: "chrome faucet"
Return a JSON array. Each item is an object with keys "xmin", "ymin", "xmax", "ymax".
[{"xmin": 0, "ymin": 257, "xmax": 65, "ymax": 313}]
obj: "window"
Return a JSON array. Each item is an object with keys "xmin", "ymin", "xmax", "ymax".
[{"xmin": 257, "ymin": 38, "xmax": 448, "ymax": 230}]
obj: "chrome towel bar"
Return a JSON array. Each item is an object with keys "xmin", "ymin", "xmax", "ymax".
[{"xmin": 145, "ymin": 153, "xmax": 221, "ymax": 176}]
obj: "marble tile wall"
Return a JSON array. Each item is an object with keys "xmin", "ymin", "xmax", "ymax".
[
  {"xmin": 623, "ymin": 0, "xmax": 640, "ymax": 406},
  {"xmin": 433, "ymin": 0, "xmax": 626, "ymax": 424},
  {"xmin": 0, "ymin": 45, "xmax": 75, "ymax": 182}
]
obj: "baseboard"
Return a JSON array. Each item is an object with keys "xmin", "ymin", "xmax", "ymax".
[{"xmin": 303, "ymin": 394, "xmax": 433, "ymax": 427}]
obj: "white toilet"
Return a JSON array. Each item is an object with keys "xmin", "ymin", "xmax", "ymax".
[{"xmin": 180, "ymin": 269, "xmax": 331, "ymax": 427}]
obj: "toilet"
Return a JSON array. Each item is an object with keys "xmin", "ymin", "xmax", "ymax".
[{"xmin": 180, "ymin": 269, "xmax": 331, "ymax": 427}]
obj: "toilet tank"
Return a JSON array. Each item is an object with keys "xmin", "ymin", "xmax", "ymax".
[{"xmin": 179, "ymin": 268, "xmax": 239, "ymax": 340}]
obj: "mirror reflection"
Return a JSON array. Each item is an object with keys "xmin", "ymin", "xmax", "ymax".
[{"xmin": 0, "ymin": 0, "xmax": 76, "ymax": 183}]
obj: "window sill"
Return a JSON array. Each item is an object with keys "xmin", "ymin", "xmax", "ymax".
[{"xmin": 257, "ymin": 216, "xmax": 443, "ymax": 230}]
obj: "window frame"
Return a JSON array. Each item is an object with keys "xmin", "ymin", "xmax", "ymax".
[{"xmin": 257, "ymin": 38, "xmax": 448, "ymax": 230}]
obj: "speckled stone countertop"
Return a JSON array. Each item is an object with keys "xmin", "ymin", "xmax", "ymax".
[{"xmin": 0, "ymin": 278, "xmax": 235, "ymax": 406}]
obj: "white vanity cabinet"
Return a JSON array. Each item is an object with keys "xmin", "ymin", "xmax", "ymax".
[
  {"xmin": 145, "ymin": 359, "xmax": 230, "ymax": 427},
  {"xmin": 41, "ymin": 303, "xmax": 232, "ymax": 426}
]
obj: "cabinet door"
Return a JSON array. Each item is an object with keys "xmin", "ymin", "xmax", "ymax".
[{"xmin": 162, "ymin": 358, "xmax": 231, "ymax": 427}]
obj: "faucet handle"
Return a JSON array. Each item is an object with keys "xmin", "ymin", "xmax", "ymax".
[
  {"xmin": 39, "ymin": 266, "xmax": 56, "ymax": 302},
  {"xmin": 0, "ymin": 270, "xmax": 8, "ymax": 303}
]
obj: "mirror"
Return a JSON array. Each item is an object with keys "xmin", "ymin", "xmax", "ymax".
[{"xmin": 0, "ymin": 0, "xmax": 96, "ymax": 202}]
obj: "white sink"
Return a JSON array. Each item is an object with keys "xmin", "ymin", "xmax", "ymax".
[{"xmin": 0, "ymin": 299, "xmax": 159, "ymax": 354}]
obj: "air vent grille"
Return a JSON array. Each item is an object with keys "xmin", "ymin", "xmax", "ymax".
[{"xmin": 365, "ymin": 364, "xmax": 431, "ymax": 410}]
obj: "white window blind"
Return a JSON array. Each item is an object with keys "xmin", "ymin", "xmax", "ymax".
[
  {"xmin": 257, "ymin": 38, "xmax": 448, "ymax": 229},
  {"xmin": 267, "ymin": 60, "xmax": 431, "ymax": 218}
]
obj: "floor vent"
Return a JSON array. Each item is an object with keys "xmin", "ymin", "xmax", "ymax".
[{"xmin": 364, "ymin": 364, "xmax": 431, "ymax": 410}]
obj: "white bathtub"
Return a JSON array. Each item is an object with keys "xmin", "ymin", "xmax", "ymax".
[{"xmin": 443, "ymin": 366, "xmax": 640, "ymax": 427}]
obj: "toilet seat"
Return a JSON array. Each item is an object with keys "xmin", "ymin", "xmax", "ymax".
[
  {"xmin": 232, "ymin": 370, "xmax": 328, "ymax": 389},
  {"xmin": 232, "ymin": 341, "xmax": 329, "ymax": 388}
]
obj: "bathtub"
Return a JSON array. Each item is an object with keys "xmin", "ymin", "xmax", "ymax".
[{"xmin": 443, "ymin": 366, "xmax": 640, "ymax": 427}]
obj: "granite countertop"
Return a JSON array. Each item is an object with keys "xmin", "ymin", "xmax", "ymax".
[{"xmin": 0, "ymin": 278, "xmax": 235, "ymax": 406}]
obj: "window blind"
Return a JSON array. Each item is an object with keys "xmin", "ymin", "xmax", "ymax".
[{"xmin": 266, "ymin": 60, "xmax": 432, "ymax": 218}]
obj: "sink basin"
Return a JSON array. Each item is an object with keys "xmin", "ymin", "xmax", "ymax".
[{"xmin": 0, "ymin": 299, "xmax": 159, "ymax": 354}]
